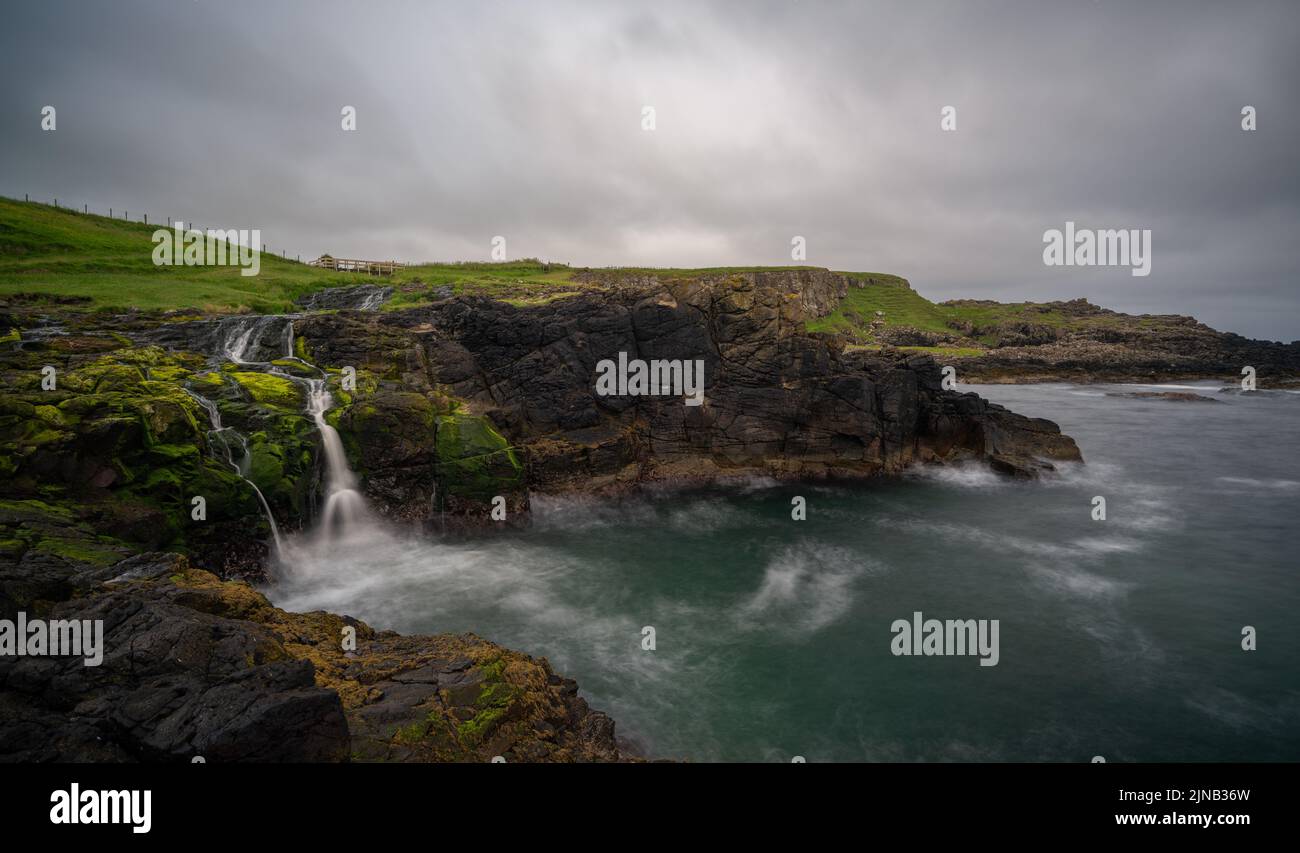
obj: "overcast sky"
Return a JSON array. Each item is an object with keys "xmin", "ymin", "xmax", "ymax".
[{"xmin": 2, "ymin": 0, "xmax": 1296, "ymax": 340}]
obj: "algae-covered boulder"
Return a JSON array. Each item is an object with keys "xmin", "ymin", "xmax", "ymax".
[
  {"xmin": 0, "ymin": 553, "xmax": 623, "ymax": 763},
  {"xmin": 331, "ymin": 388, "xmax": 441, "ymax": 521},
  {"xmin": 227, "ymin": 370, "xmax": 303, "ymax": 410},
  {"xmin": 433, "ymin": 414, "xmax": 527, "ymax": 522},
  {"xmin": 325, "ymin": 380, "xmax": 528, "ymax": 526},
  {"xmin": 0, "ymin": 344, "xmax": 280, "ymax": 578}
]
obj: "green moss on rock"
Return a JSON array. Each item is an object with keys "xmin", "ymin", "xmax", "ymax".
[
  {"xmin": 433, "ymin": 415, "xmax": 524, "ymax": 503},
  {"xmin": 32, "ymin": 535, "xmax": 127, "ymax": 567},
  {"xmin": 227, "ymin": 371, "xmax": 303, "ymax": 410}
]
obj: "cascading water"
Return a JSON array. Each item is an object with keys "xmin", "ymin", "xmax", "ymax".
[
  {"xmin": 356, "ymin": 288, "xmax": 389, "ymax": 311},
  {"xmin": 305, "ymin": 377, "xmax": 371, "ymax": 540},
  {"xmin": 182, "ymin": 385, "xmax": 285, "ymax": 558},
  {"xmin": 217, "ymin": 314, "xmax": 289, "ymax": 365},
  {"xmin": 190, "ymin": 312, "xmax": 375, "ymax": 563}
]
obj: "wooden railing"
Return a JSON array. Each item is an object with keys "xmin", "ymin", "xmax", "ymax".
[{"xmin": 308, "ymin": 256, "xmax": 406, "ymax": 276}]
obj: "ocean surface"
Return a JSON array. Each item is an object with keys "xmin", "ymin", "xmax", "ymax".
[{"xmin": 266, "ymin": 381, "xmax": 1300, "ymax": 762}]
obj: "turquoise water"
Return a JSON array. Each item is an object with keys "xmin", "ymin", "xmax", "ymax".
[{"xmin": 268, "ymin": 382, "xmax": 1300, "ymax": 761}]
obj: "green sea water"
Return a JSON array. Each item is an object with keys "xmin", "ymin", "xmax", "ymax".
[{"xmin": 268, "ymin": 381, "xmax": 1300, "ymax": 761}]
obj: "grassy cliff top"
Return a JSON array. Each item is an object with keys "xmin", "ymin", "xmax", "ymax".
[
  {"xmin": 0, "ymin": 197, "xmax": 389, "ymax": 313},
  {"xmin": 0, "ymin": 196, "xmax": 908, "ymax": 313},
  {"xmin": 1, "ymin": 196, "xmax": 1150, "ymax": 352},
  {"xmin": 804, "ymin": 272, "xmax": 1182, "ymax": 354}
]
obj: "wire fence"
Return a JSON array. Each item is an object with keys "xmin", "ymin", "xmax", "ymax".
[{"xmin": 13, "ymin": 192, "xmax": 308, "ymax": 263}]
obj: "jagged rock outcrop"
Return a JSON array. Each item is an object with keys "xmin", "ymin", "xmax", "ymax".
[
  {"xmin": 4, "ymin": 272, "xmax": 1082, "ymax": 546},
  {"xmin": 0, "ymin": 552, "xmax": 625, "ymax": 763},
  {"xmin": 0, "ymin": 270, "xmax": 1086, "ymax": 763},
  {"xmin": 295, "ymin": 270, "xmax": 1081, "ymax": 501},
  {"xmin": 940, "ymin": 298, "xmax": 1300, "ymax": 382},
  {"xmin": 295, "ymin": 284, "xmax": 392, "ymax": 312}
]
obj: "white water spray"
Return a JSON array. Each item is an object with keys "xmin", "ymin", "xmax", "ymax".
[
  {"xmin": 306, "ymin": 377, "xmax": 371, "ymax": 540},
  {"xmin": 182, "ymin": 386, "xmax": 285, "ymax": 558},
  {"xmin": 189, "ymin": 313, "xmax": 377, "ymax": 562}
]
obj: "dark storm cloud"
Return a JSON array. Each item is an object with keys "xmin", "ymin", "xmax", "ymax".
[{"xmin": 1, "ymin": 0, "xmax": 1296, "ymax": 339}]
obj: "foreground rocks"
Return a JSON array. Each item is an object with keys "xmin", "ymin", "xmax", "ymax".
[
  {"xmin": 0, "ymin": 552, "xmax": 623, "ymax": 762},
  {"xmin": 296, "ymin": 269, "xmax": 1083, "ymax": 499},
  {"xmin": 0, "ymin": 269, "xmax": 1087, "ymax": 762}
]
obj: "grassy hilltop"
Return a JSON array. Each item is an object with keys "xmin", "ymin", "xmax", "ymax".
[
  {"xmin": 0, "ymin": 197, "xmax": 828, "ymax": 313},
  {"xmin": 2, "ymin": 195, "xmax": 1257, "ymax": 368}
]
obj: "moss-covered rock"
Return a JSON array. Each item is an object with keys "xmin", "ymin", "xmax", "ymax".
[
  {"xmin": 227, "ymin": 371, "xmax": 303, "ymax": 410},
  {"xmin": 0, "ymin": 342, "xmax": 281, "ymax": 577},
  {"xmin": 433, "ymin": 414, "xmax": 525, "ymax": 508},
  {"xmin": 330, "ymin": 388, "xmax": 441, "ymax": 520}
]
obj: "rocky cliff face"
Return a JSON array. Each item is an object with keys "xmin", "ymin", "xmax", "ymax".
[
  {"xmin": 0, "ymin": 552, "xmax": 622, "ymax": 762},
  {"xmin": 293, "ymin": 270, "xmax": 1080, "ymax": 519},
  {"xmin": 0, "ymin": 269, "xmax": 1082, "ymax": 762},
  {"xmin": 33, "ymin": 270, "xmax": 1080, "ymax": 539},
  {"xmin": 940, "ymin": 298, "xmax": 1300, "ymax": 383}
]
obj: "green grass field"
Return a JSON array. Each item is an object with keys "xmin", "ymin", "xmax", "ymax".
[
  {"xmin": 0, "ymin": 195, "xmax": 1090, "ymax": 357},
  {"xmin": 808, "ymin": 273, "xmax": 950, "ymax": 335},
  {"xmin": 0, "ymin": 197, "xmax": 387, "ymax": 313},
  {"xmin": 806, "ymin": 269, "xmax": 1144, "ymax": 351},
  {"xmin": 0, "ymin": 197, "xmax": 834, "ymax": 313}
]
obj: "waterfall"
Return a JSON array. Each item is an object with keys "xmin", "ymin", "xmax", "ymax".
[
  {"xmin": 183, "ymin": 387, "xmax": 284, "ymax": 558},
  {"xmin": 216, "ymin": 314, "xmax": 292, "ymax": 365},
  {"xmin": 305, "ymin": 377, "xmax": 371, "ymax": 540},
  {"xmin": 186, "ymin": 312, "xmax": 376, "ymax": 567},
  {"xmin": 356, "ymin": 288, "xmax": 390, "ymax": 311}
]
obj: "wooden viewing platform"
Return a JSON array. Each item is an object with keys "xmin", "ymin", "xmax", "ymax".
[{"xmin": 308, "ymin": 254, "xmax": 405, "ymax": 276}]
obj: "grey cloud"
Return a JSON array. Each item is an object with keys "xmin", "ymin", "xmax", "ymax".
[{"xmin": 1, "ymin": 0, "xmax": 1296, "ymax": 339}]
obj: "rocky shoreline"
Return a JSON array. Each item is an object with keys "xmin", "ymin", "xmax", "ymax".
[
  {"xmin": 3, "ymin": 270, "xmax": 1093, "ymax": 762},
  {"xmin": 928, "ymin": 298, "xmax": 1300, "ymax": 385}
]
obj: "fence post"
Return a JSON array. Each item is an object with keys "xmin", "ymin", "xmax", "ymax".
[
  {"xmin": 143, "ymin": 214, "xmax": 147, "ymax": 225},
  {"xmin": 84, "ymin": 204, "xmax": 87, "ymax": 213},
  {"xmin": 54, "ymin": 199, "xmax": 58, "ymax": 208},
  {"xmin": 24, "ymin": 193, "xmax": 28, "ymax": 202},
  {"xmin": 110, "ymin": 208, "xmax": 113, "ymax": 217}
]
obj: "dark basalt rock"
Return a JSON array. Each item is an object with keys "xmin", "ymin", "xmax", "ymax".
[
  {"xmin": 0, "ymin": 552, "xmax": 626, "ymax": 763},
  {"xmin": 295, "ymin": 270, "xmax": 1081, "ymax": 506},
  {"xmin": 0, "ymin": 555, "xmax": 349, "ymax": 762},
  {"xmin": 942, "ymin": 299, "xmax": 1300, "ymax": 383},
  {"xmin": 295, "ymin": 284, "xmax": 392, "ymax": 312},
  {"xmin": 1105, "ymin": 391, "xmax": 1219, "ymax": 403}
]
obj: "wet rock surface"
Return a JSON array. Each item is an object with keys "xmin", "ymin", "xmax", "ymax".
[
  {"xmin": 295, "ymin": 284, "xmax": 392, "ymax": 312},
  {"xmin": 0, "ymin": 269, "xmax": 1089, "ymax": 762},
  {"xmin": 941, "ymin": 298, "xmax": 1300, "ymax": 383},
  {"xmin": 1104, "ymin": 391, "xmax": 1219, "ymax": 403},
  {"xmin": 297, "ymin": 270, "xmax": 1082, "ymax": 495},
  {"xmin": 0, "ymin": 553, "xmax": 625, "ymax": 762}
]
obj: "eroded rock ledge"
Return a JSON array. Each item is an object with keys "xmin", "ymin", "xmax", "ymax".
[
  {"xmin": 1, "ymin": 269, "xmax": 1083, "ymax": 762},
  {"xmin": 294, "ymin": 269, "xmax": 1082, "ymax": 518},
  {"xmin": 0, "ymin": 552, "xmax": 623, "ymax": 762}
]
